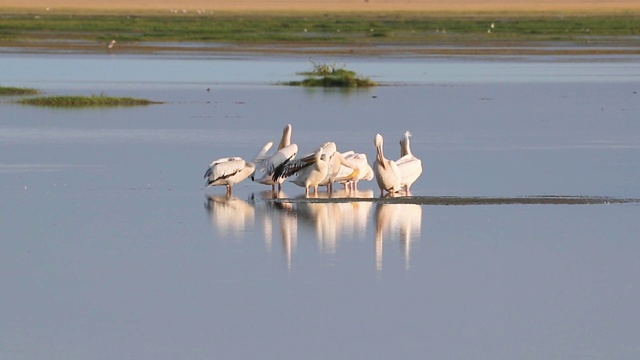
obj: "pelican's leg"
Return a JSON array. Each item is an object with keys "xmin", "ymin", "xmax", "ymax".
[
  {"xmin": 305, "ymin": 187, "xmax": 310, "ymax": 197},
  {"xmin": 226, "ymin": 185, "xmax": 232, "ymax": 197}
]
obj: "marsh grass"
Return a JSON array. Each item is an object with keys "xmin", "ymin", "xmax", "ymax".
[
  {"xmin": 285, "ymin": 61, "xmax": 378, "ymax": 87},
  {"xmin": 0, "ymin": 86, "xmax": 40, "ymax": 95},
  {"xmin": 18, "ymin": 94, "xmax": 162, "ymax": 107}
]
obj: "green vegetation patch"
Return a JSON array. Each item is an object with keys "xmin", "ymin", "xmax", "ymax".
[
  {"xmin": 1, "ymin": 12, "xmax": 639, "ymax": 45},
  {"xmin": 0, "ymin": 86, "xmax": 40, "ymax": 95},
  {"xmin": 18, "ymin": 94, "xmax": 162, "ymax": 107},
  {"xmin": 284, "ymin": 61, "xmax": 378, "ymax": 88}
]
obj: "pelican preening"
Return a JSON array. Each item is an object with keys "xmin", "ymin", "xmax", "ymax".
[
  {"xmin": 396, "ymin": 131, "xmax": 423, "ymax": 193},
  {"xmin": 372, "ymin": 131, "xmax": 423, "ymax": 196},
  {"xmin": 273, "ymin": 145, "xmax": 329, "ymax": 196},
  {"xmin": 336, "ymin": 152, "xmax": 374, "ymax": 191},
  {"xmin": 204, "ymin": 157, "xmax": 256, "ymax": 196},
  {"xmin": 203, "ymin": 125, "xmax": 422, "ymax": 197},
  {"xmin": 251, "ymin": 124, "xmax": 298, "ymax": 191},
  {"xmin": 373, "ymin": 133, "xmax": 402, "ymax": 196}
]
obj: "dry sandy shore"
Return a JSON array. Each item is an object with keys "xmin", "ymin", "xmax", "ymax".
[{"xmin": 2, "ymin": 0, "xmax": 640, "ymax": 13}]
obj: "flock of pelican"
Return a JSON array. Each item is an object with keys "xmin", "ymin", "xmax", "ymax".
[{"xmin": 204, "ymin": 124, "xmax": 422, "ymax": 196}]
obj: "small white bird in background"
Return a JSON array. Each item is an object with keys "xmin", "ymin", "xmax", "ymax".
[
  {"xmin": 373, "ymin": 133, "xmax": 402, "ymax": 196},
  {"xmin": 204, "ymin": 157, "xmax": 255, "ymax": 196},
  {"xmin": 107, "ymin": 40, "xmax": 116, "ymax": 49},
  {"xmin": 396, "ymin": 131, "xmax": 422, "ymax": 193}
]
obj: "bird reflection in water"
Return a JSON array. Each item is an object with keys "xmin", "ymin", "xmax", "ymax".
[
  {"xmin": 204, "ymin": 194, "xmax": 255, "ymax": 237},
  {"xmin": 251, "ymin": 190, "xmax": 298, "ymax": 270},
  {"xmin": 375, "ymin": 203, "xmax": 422, "ymax": 271},
  {"xmin": 296, "ymin": 189, "xmax": 374, "ymax": 253},
  {"xmin": 205, "ymin": 191, "xmax": 422, "ymax": 272}
]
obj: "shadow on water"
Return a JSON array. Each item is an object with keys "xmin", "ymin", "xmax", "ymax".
[
  {"xmin": 204, "ymin": 191, "xmax": 638, "ymax": 271},
  {"xmin": 272, "ymin": 194, "xmax": 640, "ymax": 205}
]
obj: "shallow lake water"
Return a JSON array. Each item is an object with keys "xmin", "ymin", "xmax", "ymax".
[{"xmin": 1, "ymin": 52, "xmax": 640, "ymax": 360}]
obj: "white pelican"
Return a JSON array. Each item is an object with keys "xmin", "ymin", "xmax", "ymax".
[
  {"xmin": 252, "ymin": 124, "xmax": 298, "ymax": 191},
  {"xmin": 204, "ymin": 157, "xmax": 256, "ymax": 196},
  {"xmin": 373, "ymin": 133, "xmax": 402, "ymax": 196},
  {"xmin": 273, "ymin": 147, "xmax": 328, "ymax": 196},
  {"xmin": 315, "ymin": 142, "xmax": 355, "ymax": 192},
  {"xmin": 396, "ymin": 131, "xmax": 423, "ymax": 193},
  {"xmin": 108, "ymin": 40, "xmax": 116, "ymax": 49},
  {"xmin": 336, "ymin": 152, "xmax": 373, "ymax": 191}
]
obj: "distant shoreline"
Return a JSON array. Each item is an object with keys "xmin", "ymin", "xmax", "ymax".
[
  {"xmin": 2, "ymin": 0, "xmax": 639, "ymax": 57},
  {"xmin": 2, "ymin": 0, "xmax": 640, "ymax": 14}
]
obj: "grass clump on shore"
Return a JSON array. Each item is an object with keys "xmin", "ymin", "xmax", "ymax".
[
  {"xmin": 18, "ymin": 94, "xmax": 162, "ymax": 107},
  {"xmin": 284, "ymin": 60, "xmax": 378, "ymax": 88},
  {"xmin": 0, "ymin": 86, "xmax": 40, "ymax": 95}
]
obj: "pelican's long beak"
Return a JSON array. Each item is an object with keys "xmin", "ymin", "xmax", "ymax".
[{"xmin": 377, "ymin": 145, "xmax": 386, "ymax": 169}]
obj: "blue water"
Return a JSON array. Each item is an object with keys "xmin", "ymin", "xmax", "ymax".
[{"xmin": 1, "ymin": 52, "xmax": 640, "ymax": 360}]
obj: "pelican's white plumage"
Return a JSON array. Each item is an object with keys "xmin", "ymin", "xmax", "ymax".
[
  {"xmin": 252, "ymin": 124, "xmax": 298, "ymax": 191},
  {"xmin": 204, "ymin": 157, "xmax": 255, "ymax": 196},
  {"xmin": 372, "ymin": 133, "xmax": 402, "ymax": 196},
  {"xmin": 274, "ymin": 146, "xmax": 329, "ymax": 196},
  {"xmin": 336, "ymin": 152, "xmax": 373, "ymax": 191},
  {"xmin": 252, "ymin": 141, "xmax": 274, "ymax": 165},
  {"xmin": 396, "ymin": 131, "xmax": 422, "ymax": 192},
  {"xmin": 316, "ymin": 142, "xmax": 354, "ymax": 192}
]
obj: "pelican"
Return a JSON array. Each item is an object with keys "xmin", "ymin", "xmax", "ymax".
[
  {"xmin": 396, "ymin": 131, "xmax": 423, "ymax": 193},
  {"xmin": 273, "ymin": 147, "xmax": 328, "ymax": 196},
  {"xmin": 336, "ymin": 152, "xmax": 374, "ymax": 191},
  {"xmin": 373, "ymin": 133, "xmax": 402, "ymax": 196},
  {"xmin": 315, "ymin": 142, "xmax": 355, "ymax": 192},
  {"xmin": 204, "ymin": 157, "xmax": 255, "ymax": 196},
  {"xmin": 252, "ymin": 124, "xmax": 298, "ymax": 191},
  {"xmin": 107, "ymin": 40, "xmax": 116, "ymax": 49}
]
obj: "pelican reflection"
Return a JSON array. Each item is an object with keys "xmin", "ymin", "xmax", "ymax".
[
  {"xmin": 295, "ymin": 189, "xmax": 373, "ymax": 253},
  {"xmin": 205, "ymin": 194, "xmax": 256, "ymax": 237},
  {"xmin": 249, "ymin": 190, "xmax": 297, "ymax": 270},
  {"xmin": 375, "ymin": 203, "xmax": 422, "ymax": 271},
  {"xmin": 204, "ymin": 191, "xmax": 422, "ymax": 272}
]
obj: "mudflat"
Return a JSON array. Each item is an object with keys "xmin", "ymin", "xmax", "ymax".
[{"xmin": 2, "ymin": 0, "xmax": 640, "ymax": 13}]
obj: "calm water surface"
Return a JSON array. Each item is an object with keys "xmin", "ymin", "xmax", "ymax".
[{"xmin": 1, "ymin": 53, "xmax": 640, "ymax": 360}]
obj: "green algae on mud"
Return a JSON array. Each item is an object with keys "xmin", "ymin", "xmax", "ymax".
[
  {"xmin": 0, "ymin": 86, "xmax": 40, "ymax": 95},
  {"xmin": 18, "ymin": 94, "xmax": 163, "ymax": 107}
]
